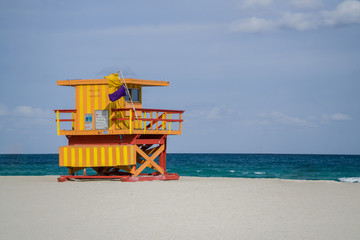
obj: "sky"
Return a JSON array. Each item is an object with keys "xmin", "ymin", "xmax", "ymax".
[{"xmin": 0, "ymin": 0, "xmax": 359, "ymax": 154}]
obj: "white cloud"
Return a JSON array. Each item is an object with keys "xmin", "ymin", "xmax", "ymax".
[
  {"xmin": 0, "ymin": 103, "xmax": 53, "ymax": 129},
  {"xmin": 260, "ymin": 112, "xmax": 316, "ymax": 127},
  {"xmin": 230, "ymin": 12, "xmax": 322, "ymax": 32},
  {"xmin": 231, "ymin": 0, "xmax": 360, "ymax": 32},
  {"xmin": 280, "ymin": 12, "xmax": 321, "ymax": 30},
  {"xmin": 13, "ymin": 106, "xmax": 52, "ymax": 118},
  {"xmin": 187, "ymin": 105, "xmax": 239, "ymax": 120},
  {"xmin": 240, "ymin": 0, "xmax": 273, "ymax": 8},
  {"xmin": 290, "ymin": 0, "xmax": 323, "ymax": 10},
  {"xmin": 0, "ymin": 103, "xmax": 8, "ymax": 116},
  {"xmin": 230, "ymin": 17, "xmax": 276, "ymax": 32},
  {"xmin": 252, "ymin": 111, "xmax": 352, "ymax": 128},
  {"xmin": 323, "ymin": 113, "xmax": 352, "ymax": 121},
  {"xmin": 322, "ymin": 0, "xmax": 360, "ymax": 26},
  {"xmin": 206, "ymin": 106, "xmax": 222, "ymax": 120},
  {"xmin": 13, "ymin": 106, "xmax": 35, "ymax": 117}
]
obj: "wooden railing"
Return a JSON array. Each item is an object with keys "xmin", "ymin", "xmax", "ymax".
[
  {"xmin": 111, "ymin": 108, "xmax": 184, "ymax": 134},
  {"xmin": 54, "ymin": 108, "xmax": 183, "ymax": 135},
  {"xmin": 54, "ymin": 109, "xmax": 76, "ymax": 135}
]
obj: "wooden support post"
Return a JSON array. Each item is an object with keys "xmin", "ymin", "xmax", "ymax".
[
  {"xmin": 143, "ymin": 111, "xmax": 146, "ymax": 134},
  {"xmin": 156, "ymin": 112, "xmax": 159, "ymax": 133},
  {"xmin": 168, "ymin": 114, "xmax": 171, "ymax": 134},
  {"xmin": 150, "ymin": 112, "xmax": 153, "ymax": 130},
  {"xmin": 131, "ymin": 165, "xmax": 136, "ymax": 174},
  {"xmin": 162, "ymin": 113, "xmax": 165, "ymax": 130},
  {"xmin": 56, "ymin": 110, "xmax": 60, "ymax": 135},
  {"xmin": 159, "ymin": 136, "xmax": 167, "ymax": 172},
  {"xmin": 129, "ymin": 109, "xmax": 132, "ymax": 134},
  {"xmin": 71, "ymin": 112, "xmax": 74, "ymax": 130}
]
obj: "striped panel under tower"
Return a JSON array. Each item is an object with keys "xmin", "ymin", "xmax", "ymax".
[{"xmin": 59, "ymin": 145, "xmax": 136, "ymax": 167}]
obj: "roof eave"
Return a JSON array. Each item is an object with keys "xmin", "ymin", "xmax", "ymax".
[{"xmin": 57, "ymin": 79, "xmax": 169, "ymax": 87}]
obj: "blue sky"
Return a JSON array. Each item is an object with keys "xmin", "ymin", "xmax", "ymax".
[{"xmin": 0, "ymin": 0, "xmax": 359, "ymax": 154}]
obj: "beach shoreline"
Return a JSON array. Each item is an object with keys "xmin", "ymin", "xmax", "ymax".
[{"xmin": 1, "ymin": 176, "xmax": 359, "ymax": 240}]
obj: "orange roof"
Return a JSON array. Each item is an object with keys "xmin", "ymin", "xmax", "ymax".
[{"xmin": 57, "ymin": 78, "xmax": 169, "ymax": 87}]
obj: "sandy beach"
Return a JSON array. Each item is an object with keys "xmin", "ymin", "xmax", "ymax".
[{"xmin": 0, "ymin": 176, "xmax": 359, "ymax": 240}]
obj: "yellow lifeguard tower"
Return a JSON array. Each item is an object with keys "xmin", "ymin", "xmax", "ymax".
[{"xmin": 54, "ymin": 74, "xmax": 184, "ymax": 182}]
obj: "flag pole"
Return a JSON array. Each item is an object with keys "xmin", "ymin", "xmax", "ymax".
[{"xmin": 118, "ymin": 70, "xmax": 139, "ymax": 120}]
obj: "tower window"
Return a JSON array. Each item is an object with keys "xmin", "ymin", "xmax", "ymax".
[{"xmin": 125, "ymin": 88, "xmax": 140, "ymax": 102}]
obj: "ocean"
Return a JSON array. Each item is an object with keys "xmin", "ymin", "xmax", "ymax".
[{"xmin": 0, "ymin": 153, "xmax": 359, "ymax": 182}]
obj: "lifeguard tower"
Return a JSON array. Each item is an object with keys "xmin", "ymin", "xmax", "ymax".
[{"xmin": 54, "ymin": 73, "xmax": 184, "ymax": 182}]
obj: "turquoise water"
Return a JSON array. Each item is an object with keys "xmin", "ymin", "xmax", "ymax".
[{"xmin": 0, "ymin": 154, "xmax": 359, "ymax": 182}]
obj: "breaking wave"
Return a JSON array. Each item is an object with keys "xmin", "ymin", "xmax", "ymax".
[{"xmin": 338, "ymin": 177, "xmax": 360, "ymax": 183}]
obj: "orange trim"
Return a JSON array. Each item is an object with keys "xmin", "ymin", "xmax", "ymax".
[
  {"xmin": 57, "ymin": 79, "xmax": 169, "ymax": 87},
  {"xmin": 53, "ymin": 109, "xmax": 76, "ymax": 113},
  {"xmin": 112, "ymin": 108, "xmax": 184, "ymax": 114}
]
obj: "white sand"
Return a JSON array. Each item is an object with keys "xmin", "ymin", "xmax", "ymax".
[{"xmin": 0, "ymin": 176, "xmax": 359, "ymax": 240}]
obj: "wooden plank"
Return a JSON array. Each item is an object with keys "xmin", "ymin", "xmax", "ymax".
[
  {"xmin": 79, "ymin": 85, "xmax": 84, "ymax": 130},
  {"xmin": 134, "ymin": 145, "xmax": 165, "ymax": 177},
  {"xmin": 53, "ymin": 109, "xmax": 76, "ymax": 113},
  {"xmin": 57, "ymin": 79, "xmax": 169, "ymax": 87},
  {"xmin": 58, "ymin": 129, "xmax": 182, "ymax": 136},
  {"xmin": 112, "ymin": 108, "xmax": 184, "ymax": 114}
]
